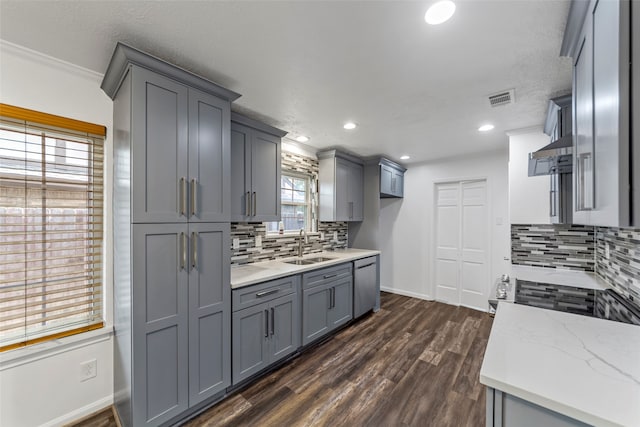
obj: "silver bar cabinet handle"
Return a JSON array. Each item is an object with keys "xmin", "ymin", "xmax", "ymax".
[
  {"xmin": 179, "ymin": 232, "xmax": 186, "ymax": 270},
  {"xmin": 256, "ymin": 289, "xmax": 279, "ymax": 298},
  {"xmin": 246, "ymin": 191, "xmax": 251, "ymax": 216},
  {"xmin": 179, "ymin": 177, "xmax": 187, "ymax": 216},
  {"xmin": 191, "ymin": 232, "xmax": 198, "ymax": 270},
  {"xmin": 264, "ymin": 310, "xmax": 269, "ymax": 338},
  {"xmin": 252, "ymin": 192, "xmax": 257, "ymax": 216},
  {"xmin": 191, "ymin": 178, "xmax": 197, "ymax": 217}
]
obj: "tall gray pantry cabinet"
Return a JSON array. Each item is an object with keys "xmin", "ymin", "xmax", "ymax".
[{"xmin": 101, "ymin": 43, "xmax": 241, "ymax": 427}]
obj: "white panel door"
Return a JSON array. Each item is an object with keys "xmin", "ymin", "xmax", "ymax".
[
  {"xmin": 460, "ymin": 181, "xmax": 488, "ymax": 310},
  {"xmin": 434, "ymin": 180, "xmax": 488, "ymax": 310},
  {"xmin": 435, "ymin": 183, "xmax": 460, "ymax": 304}
]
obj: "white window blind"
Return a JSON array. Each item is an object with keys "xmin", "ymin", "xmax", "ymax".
[{"xmin": 0, "ymin": 106, "xmax": 105, "ymax": 351}]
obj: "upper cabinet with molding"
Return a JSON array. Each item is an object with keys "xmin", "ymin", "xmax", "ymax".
[
  {"xmin": 230, "ymin": 113, "xmax": 286, "ymax": 222},
  {"xmin": 562, "ymin": 0, "xmax": 639, "ymax": 227},
  {"xmin": 379, "ymin": 158, "xmax": 406, "ymax": 198},
  {"xmin": 318, "ymin": 150, "xmax": 364, "ymax": 222}
]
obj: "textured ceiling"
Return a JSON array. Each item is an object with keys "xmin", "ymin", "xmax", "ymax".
[{"xmin": 0, "ymin": 0, "xmax": 572, "ymax": 163}]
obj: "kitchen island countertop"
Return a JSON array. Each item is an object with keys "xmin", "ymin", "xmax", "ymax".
[{"xmin": 480, "ymin": 302, "xmax": 640, "ymax": 427}]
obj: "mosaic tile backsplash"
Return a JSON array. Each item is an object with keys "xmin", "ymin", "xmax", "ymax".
[
  {"xmin": 595, "ymin": 227, "xmax": 640, "ymax": 307},
  {"xmin": 511, "ymin": 224, "xmax": 595, "ymax": 271},
  {"xmin": 230, "ymin": 222, "xmax": 348, "ymax": 265}
]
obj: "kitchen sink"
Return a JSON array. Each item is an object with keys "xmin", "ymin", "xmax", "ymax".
[
  {"xmin": 305, "ymin": 257, "xmax": 334, "ymax": 263},
  {"xmin": 283, "ymin": 259, "xmax": 315, "ymax": 265},
  {"xmin": 283, "ymin": 256, "xmax": 334, "ymax": 265}
]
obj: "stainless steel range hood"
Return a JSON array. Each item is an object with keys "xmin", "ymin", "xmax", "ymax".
[
  {"xmin": 528, "ymin": 95, "xmax": 573, "ymax": 177},
  {"xmin": 528, "ymin": 134, "xmax": 573, "ymax": 176}
]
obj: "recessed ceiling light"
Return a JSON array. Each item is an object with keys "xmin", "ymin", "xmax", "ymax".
[
  {"xmin": 343, "ymin": 122, "xmax": 357, "ymax": 130},
  {"xmin": 296, "ymin": 135, "xmax": 309, "ymax": 143},
  {"xmin": 425, "ymin": 1, "xmax": 456, "ymax": 25},
  {"xmin": 400, "ymin": 155, "xmax": 411, "ymax": 160},
  {"xmin": 478, "ymin": 124, "xmax": 494, "ymax": 132}
]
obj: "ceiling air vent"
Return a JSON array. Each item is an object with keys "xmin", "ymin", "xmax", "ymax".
[{"xmin": 488, "ymin": 89, "xmax": 515, "ymax": 107}]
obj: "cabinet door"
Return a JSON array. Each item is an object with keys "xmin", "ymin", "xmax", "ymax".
[
  {"xmin": 349, "ymin": 162, "xmax": 364, "ymax": 220},
  {"xmin": 380, "ymin": 165, "xmax": 393, "ymax": 195},
  {"xmin": 131, "ymin": 67, "xmax": 188, "ymax": 224},
  {"xmin": 270, "ymin": 293, "xmax": 300, "ymax": 363},
  {"xmin": 329, "ymin": 278, "xmax": 353, "ymax": 329},
  {"xmin": 188, "ymin": 89, "xmax": 230, "ymax": 222},
  {"xmin": 573, "ymin": 16, "xmax": 594, "ymax": 223},
  {"xmin": 335, "ymin": 158, "xmax": 351, "ymax": 221},
  {"xmin": 232, "ymin": 303, "xmax": 269, "ymax": 384},
  {"xmin": 132, "ymin": 224, "xmax": 189, "ymax": 426},
  {"xmin": 251, "ymin": 131, "xmax": 281, "ymax": 221},
  {"xmin": 392, "ymin": 169, "xmax": 404, "ymax": 197},
  {"xmin": 230, "ymin": 123, "xmax": 251, "ymax": 221},
  {"xmin": 188, "ymin": 223, "xmax": 230, "ymax": 405},
  {"xmin": 302, "ymin": 284, "xmax": 331, "ymax": 345}
]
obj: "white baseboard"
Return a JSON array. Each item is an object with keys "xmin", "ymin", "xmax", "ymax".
[
  {"xmin": 381, "ymin": 286, "xmax": 434, "ymax": 301},
  {"xmin": 40, "ymin": 395, "xmax": 113, "ymax": 427}
]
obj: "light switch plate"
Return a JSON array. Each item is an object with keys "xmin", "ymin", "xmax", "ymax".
[
  {"xmin": 605, "ymin": 244, "xmax": 610, "ymax": 260},
  {"xmin": 320, "ymin": 232, "xmax": 325, "ymax": 240},
  {"xmin": 233, "ymin": 238, "xmax": 240, "ymax": 250},
  {"xmin": 255, "ymin": 235, "xmax": 262, "ymax": 248}
]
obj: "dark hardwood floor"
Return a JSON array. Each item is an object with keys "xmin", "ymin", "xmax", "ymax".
[{"xmin": 73, "ymin": 292, "xmax": 493, "ymax": 427}]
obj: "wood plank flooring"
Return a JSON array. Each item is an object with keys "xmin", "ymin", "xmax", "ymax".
[{"xmin": 72, "ymin": 292, "xmax": 493, "ymax": 427}]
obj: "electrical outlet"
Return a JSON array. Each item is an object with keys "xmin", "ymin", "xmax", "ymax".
[
  {"xmin": 80, "ymin": 359, "xmax": 97, "ymax": 382},
  {"xmin": 605, "ymin": 244, "xmax": 610, "ymax": 260},
  {"xmin": 233, "ymin": 238, "xmax": 240, "ymax": 250},
  {"xmin": 333, "ymin": 231, "xmax": 338, "ymax": 241},
  {"xmin": 255, "ymin": 235, "xmax": 262, "ymax": 248},
  {"xmin": 320, "ymin": 232, "xmax": 325, "ymax": 240}
]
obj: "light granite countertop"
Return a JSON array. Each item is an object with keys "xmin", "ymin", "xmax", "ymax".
[
  {"xmin": 480, "ymin": 303, "xmax": 640, "ymax": 427},
  {"xmin": 510, "ymin": 264, "xmax": 608, "ymax": 290},
  {"xmin": 230, "ymin": 248, "xmax": 380, "ymax": 289}
]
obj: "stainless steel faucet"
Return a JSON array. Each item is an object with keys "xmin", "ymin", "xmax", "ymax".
[{"xmin": 298, "ymin": 229, "xmax": 306, "ymax": 257}]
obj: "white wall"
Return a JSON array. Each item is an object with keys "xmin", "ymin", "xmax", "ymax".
[
  {"xmin": 378, "ymin": 149, "xmax": 511, "ymax": 303},
  {"xmin": 508, "ymin": 128, "xmax": 552, "ymax": 224},
  {"xmin": 0, "ymin": 41, "xmax": 114, "ymax": 427}
]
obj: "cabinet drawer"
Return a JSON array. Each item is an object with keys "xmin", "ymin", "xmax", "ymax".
[
  {"xmin": 233, "ymin": 275, "xmax": 299, "ymax": 312},
  {"xmin": 302, "ymin": 263, "xmax": 352, "ymax": 289}
]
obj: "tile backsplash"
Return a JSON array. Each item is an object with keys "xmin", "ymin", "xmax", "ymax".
[
  {"xmin": 595, "ymin": 227, "xmax": 640, "ymax": 306},
  {"xmin": 230, "ymin": 222, "xmax": 348, "ymax": 265},
  {"xmin": 511, "ymin": 224, "xmax": 595, "ymax": 271}
]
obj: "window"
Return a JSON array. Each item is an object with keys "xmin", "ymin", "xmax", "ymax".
[
  {"xmin": 267, "ymin": 173, "xmax": 312, "ymax": 233},
  {"xmin": 0, "ymin": 104, "xmax": 105, "ymax": 351}
]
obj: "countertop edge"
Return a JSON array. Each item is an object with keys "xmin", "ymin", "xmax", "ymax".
[{"xmin": 478, "ymin": 374, "xmax": 619, "ymax": 427}]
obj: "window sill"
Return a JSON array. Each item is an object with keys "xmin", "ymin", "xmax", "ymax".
[{"xmin": 0, "ymin": 324, "xmax": 114, "ymax": 371}]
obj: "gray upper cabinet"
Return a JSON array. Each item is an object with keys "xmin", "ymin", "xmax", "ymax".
[
  {"xmin": 103, "ymin": 43, "xmax": 240, "ymax": 427},
  {"xmin": 379, "ymin": 158, "xmax": 406, "ymax": 198},
  {"xmin": 301, "ymin": 263, "xmax": 353, "ymax": 346},
  {"xmin": 318, "ymin": 150, "xmax": 365, "ymax": 221},
  {"xmin": 231, "ymin": 276, "xmax": 300, "ymax": 385},
  {"xmin": 230, "ymin": 113, "xmax": 286, "ymax": 222},
  {"xmin": 130, "ymin": 69, "xmax": 231, "ymax": 224},
  {"xmin": 564, "ymin": 0, "xmax": 634, "ymax": 226}
]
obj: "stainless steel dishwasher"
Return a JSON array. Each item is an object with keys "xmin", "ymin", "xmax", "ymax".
[{"xmin": 353, "ymin": 256, "xmax": 379, "ymax": 318}]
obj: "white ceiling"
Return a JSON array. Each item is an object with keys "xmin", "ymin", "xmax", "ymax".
[{"xmin": 0, "ymin": 0, "xmax": 573, "ymax": 164}]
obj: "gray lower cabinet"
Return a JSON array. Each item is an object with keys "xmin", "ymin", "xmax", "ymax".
[
  {"xmin": 302, "ymin": 263, "xmax": 353, "ymax": 345},
  {"xmin": 486, "ymin": 387, "xmax": 590, "ymax": 427},
  {"xmin": 231, "ymin": 276, "xmax": 300, "ymax": 384},
  {"xmin": 132, "ymin": 223, "xmax": 230, "ymax": 426},
  {"xmin": 230, "ymin": 113, "xmax": 286, "ymax": 222}
]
